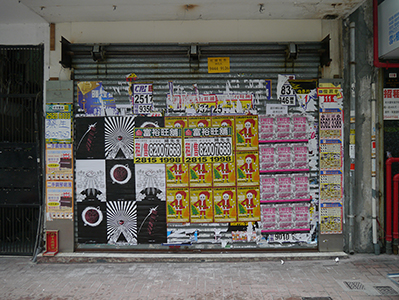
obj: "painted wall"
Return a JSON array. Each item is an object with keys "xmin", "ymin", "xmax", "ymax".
[{"xmin": 344, "ymin": 0, "xmax": 376, "ymax": 253}]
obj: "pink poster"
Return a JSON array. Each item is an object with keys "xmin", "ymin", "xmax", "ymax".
[
  {"xmin": 260, "ymin": 203, "xmax": 310, "ymax": 233},
  {"xmin": 292, "ymin": 116, "xmax": 308, "ymax": 140},
  {"xmin": 260, "ymin": 206, "xmax": 277, "ymax": 230},
  {"xmin": 292, "ymin": 144, "xmax": 308, "ymax": 169},
  {"xmin": 275, "ymin": 116, "xmax": 291, "ymax": 140},
  {"xmin": 276, "ymin": 146, "xmax": 292, "ymax": 170},
  {"xmin": 260, "ymin": 176, "xmax": 276, "ymax": 202},
  {"xmin": 278, "ymin": 206, "xmax": 294, "ymax": 229},
  {"xmin": 259, "ymin": 116, "xmax": 275, "ymax": 141},
  {"xmin": 259, "ymin": 145, "xmax": 275, "ymax": 171},
  {"xmin": 294, "ymin": 205, "xmax": 310, "ymax": 229},
  {"xmin": 277, "ymin": 176, "xmax": 293, "ymax": 200},
  {"xmin": 293, "ymin": 175, "xmax": 309, "ymax": 199}
]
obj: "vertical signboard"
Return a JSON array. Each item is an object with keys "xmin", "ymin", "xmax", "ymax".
[{"xmin": 318, "ymin": 81, "xmax": 344, "ymax": 235}]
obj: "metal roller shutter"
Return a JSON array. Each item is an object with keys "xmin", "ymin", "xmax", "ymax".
[
  {"xmin": 68, "ymin": 42, "xmax": 322, "ymax": 113},
  {"xmin": 68, "ymin": 41, "xmax": 322, "ymax": 251}
]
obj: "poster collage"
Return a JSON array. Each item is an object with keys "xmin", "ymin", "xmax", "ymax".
[
  {"xmin": 44, "ymin": 74, "xmax": 344, "ymax": 248},
  {"xmin": 318, "ymin": 82, "xmax": 345, "ymax": 234},
  {"xmin": 45, "ymin": 104, "xmax": 74, "ymax": 220}
]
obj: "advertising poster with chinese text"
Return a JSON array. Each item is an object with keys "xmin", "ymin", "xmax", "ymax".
[
  {"xmin": 46, "ymin": 144, "xmax": 73, "ymax": 180},
  {"xmin": 320, "ymin": 202, "xmax": 342, "ymax": 234},
  {"xmin": 46, "ymin": 181, "xmax": 73, "ymax": 219},
  {"xmin": 183, "ymin": 126, "xmax": 234, "ymax": 164},
  {"xmin": 129, "ymin": 83, "xmax": 154, "ymax": 115},
  {"xmin": 384, "ymin": 88, "xmax": 399, "ymax": 120},
  {"xmin": 211, "ymin": 116, "xmax": 236, "ymax": 144},
  {"xmin": 319, "ymin": 81, "xmax": 344, "ymax": 234},
  {"xmin": 45, "ymin": 103, "xmax": 72, "ymax": 143},
  {"xmin": 134, "ymin": 127, "xmax": 183, "ymax": 164},
  {"xmin": 77, "ymin": 81, "xmax": 118, "ymax": 116}
]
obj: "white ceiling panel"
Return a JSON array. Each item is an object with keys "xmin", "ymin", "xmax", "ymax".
[
  {"xmin": 0, "ymin": 0, "xmax": 47, "ymax": 24},
  {"xmin": 1, "ymin": 0, "xmax": 366, "ymax": 24}
]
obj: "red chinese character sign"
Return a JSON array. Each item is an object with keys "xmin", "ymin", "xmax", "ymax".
[
  {"xmin": 384, "ymin": 88, "xmax": 399, "ymax": 120},
  {"xmin": 134, "ymin": 127, "xmax": 183, "ymax": 164},
  {"xmin": 183, "ymin": 126, "xmax": 234, "ymax": 164}
]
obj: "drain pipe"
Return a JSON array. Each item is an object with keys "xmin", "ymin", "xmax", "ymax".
[
  {"xmin": 371, "ymin": 83, "xmax": 380, "ymax": 255},
  {"xmin": 348, "ymin": 22, "xmax": 356, "ymax": 255}
]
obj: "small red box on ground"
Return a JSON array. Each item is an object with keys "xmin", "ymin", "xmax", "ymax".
[{"xmin": 43, "ymin": 230, "xmax": 59, "ymax": 256}]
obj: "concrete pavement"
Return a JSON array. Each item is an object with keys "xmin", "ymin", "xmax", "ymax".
[{"xmin": 2, "ymin": 253, "xmax": 399, "ymax": 300}]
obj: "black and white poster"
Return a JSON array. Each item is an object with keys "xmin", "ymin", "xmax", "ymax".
[
  {"xmin": 106, "ymin": 160, "xmax": 135, "ymax": 201},
  {"xmin": 75, "ymin": 117, "xmax": 105, "ymax": 159},
  {"xmin": 104, "ymin": 116, "xmax": 136, "ymax": 159},
  {"xmin": 135, "ymin": 164, "xmax": 167, "ymax": 244},
  {"xmin": 107, "ymin": 200, "xmax": 138, "ymax": 245}
]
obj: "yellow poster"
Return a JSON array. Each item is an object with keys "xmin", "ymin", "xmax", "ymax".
[
  {"xmin": 237, "ymin": 186, "xmax": 260, "ymax": 222},
  {"xmin": 166, "ymin": 163, "xmax": 189, "ymax": 187},
  {"xmin": 235, "ymin": 115, "xmax": 259, "ymax": 151},
  {"xmin": 188, "ymin": 116, "xmax": 212, "ymax": 128},
  {"xmin": 208, "ymin": 57, "xmax": 230, "ymax": 73},
  {"xmin": 212, "ymin": 116, "xmax": 236, "ymax": 144},
  {"xmin": 190, "ymin": 188, "xmax": 214, "ymax": 223},
  {"xmin": 46, "ymin": 181, "xmax": 74, "ymax": 219},
  {"xmin": 189, "ymin": 163, "xmax": 213, "ymax": 187},
  {"xmin": 167, "ymin": 188, "xmax": 190, "ymax": 223},
  {"xmin": 214, "ymin": 188, "xmax": 237, "ymax": 223},
  {"xmin": 213, "ymin": 161, "xmax": 236, "ymax": 187},
  {"xmin": 165, "ymin": 116, "xmax": 188, "ymax": 128},
  {"xmin": 236, "ymin": 151, "xmax": 260, "ymax": 186}
]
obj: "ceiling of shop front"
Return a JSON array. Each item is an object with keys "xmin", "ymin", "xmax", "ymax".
[{"xmin": 2, "ymin": 0, "xmax": 366, "ymax": 24}]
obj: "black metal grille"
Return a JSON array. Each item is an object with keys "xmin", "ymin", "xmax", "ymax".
[
  {"xmin": 0, "ymin": 45, "xmax": 43, "ymax": 143},
  {"xmin": 0, "ymin": 45, "xmax": 43, "ymax": 255},
  {"xmin": 344, "ymin": 281, "xmax": 365, "ymax": 290},
  {"xmin": 374, "ymin": 286, "xmax": 399, "ymax": 295},
  {"xmin": 0, "ymin": 205, "xmax": 40, "ymax": 255}
]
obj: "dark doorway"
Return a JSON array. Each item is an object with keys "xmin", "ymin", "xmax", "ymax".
[{"xmin": 0, "ymin": 45, "xmax": 44, "ymax": 255}]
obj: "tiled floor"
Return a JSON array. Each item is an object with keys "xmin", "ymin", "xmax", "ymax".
[{"xmin": 1, "ymin": 254, "xmax": 399, "ymax": 299}]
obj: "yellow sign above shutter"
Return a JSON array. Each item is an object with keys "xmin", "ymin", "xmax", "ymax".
[{"xmin": 208, "ymin": 57, "xmax": 230, "ymax": 73}]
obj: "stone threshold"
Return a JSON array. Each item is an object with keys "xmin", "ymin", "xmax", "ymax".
[{"xmin": 37, "ymin": 251, "xmax": 348, "ymax": 263}]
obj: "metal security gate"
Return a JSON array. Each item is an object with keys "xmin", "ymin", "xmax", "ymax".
[
  {"xmin": 0, "ymin": 45, "xmax": 44, "ymax": 255},
  {"xmin": 65, "ymin": 42, "xmax": 323, "ymax": 113},
  {"xmin": 64, "ymin": 41, "xmax": 325, "ymax": 250}
]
